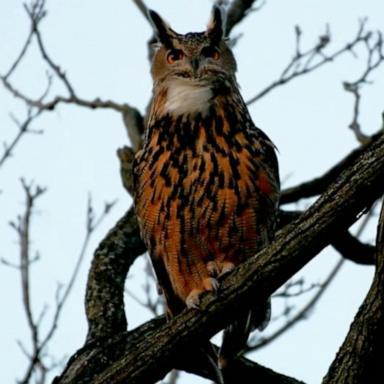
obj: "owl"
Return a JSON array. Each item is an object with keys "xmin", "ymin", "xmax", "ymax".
[{"xmin": 133, "ymin": 5, "xmax": 280, "ymax": 373}]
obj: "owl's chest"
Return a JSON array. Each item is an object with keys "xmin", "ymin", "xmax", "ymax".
[{"xmin": 134, "ymin": 117, "xmax": 264, "ymax": 229}]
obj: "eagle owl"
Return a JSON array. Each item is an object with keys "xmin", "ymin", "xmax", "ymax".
[{"xmin": 133, "ymin": 6, "xmax": 280, "ymax": 371}]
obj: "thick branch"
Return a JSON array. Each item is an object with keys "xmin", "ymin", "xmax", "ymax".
[
  {"xmin": 331, "ymin": 231, "xmax": 375, "ymax": 265},
  {"xmin": 85, "ymin": 207, "xmax": 146, "ymax": 341},
  {"xmin": 323, "ymin": 199, "xmax": 384, "ymax": 383},
  {"xmin": 280, "ymin": 210, "xmax": 375, "ymax": 266},
  {"xmin": 56, "ymin": 133, "xmax": 384, "ymax": 383}
]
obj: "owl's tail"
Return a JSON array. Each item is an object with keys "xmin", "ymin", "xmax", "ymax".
[{"xmin": 218, "ymin": 299, "xmax": 271, "ymax": 369}]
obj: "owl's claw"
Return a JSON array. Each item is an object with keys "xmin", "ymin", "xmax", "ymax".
[
  {"xmin": 186, "ymin": 289, "xmax": 201, "ymax": 309},
  {"xmin": 207, "ymin": 261, "xmax": 220, "ymax": 277},
  {"xmin": 185, "ymin": 277, "xmax": 220, "ymax": 309},
  {"xmin": 204, "ymin": 277, "xmax": 220, "ymax": 292},
  {"xmin": 219, "ymin": 261, "xmax": 235, "ymax": 277}
]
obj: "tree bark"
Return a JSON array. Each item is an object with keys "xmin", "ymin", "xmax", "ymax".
[
  {"xmin": 55, "ymin": 133, "xmax": 384, "ymax": 383},
  {"xmin": 322, "ymin": 200, "xmax": 384, "ymax": 384},
  {"xmin": 85, "ymin": 207, "xmax": 146, "ymax": 341}
]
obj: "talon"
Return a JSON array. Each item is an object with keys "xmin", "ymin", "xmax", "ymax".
[
  {"xmin": 186, "ymin": 289, "xmax": 201, "ymax": 309},
  {"xmin": 220, "ymin": 261, "xmax": 235, "ymax": 277},
  {"xmin": 203, "ymin": 277, "xmax": 219, "ymax": 292},
  {"xmin": 207, "ymin": 261, "xmax": 220, "ymax": 277}
]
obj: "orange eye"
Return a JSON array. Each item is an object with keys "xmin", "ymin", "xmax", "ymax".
[
  {"xmin": 167, "ymin": 49, "xmax": 184, "ymax": 64},
  {"xmin": 201, "ymin": 46, "xmax": 220, "ymax": 60}
]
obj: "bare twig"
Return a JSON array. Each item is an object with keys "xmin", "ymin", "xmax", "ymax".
[
  {"xmin": 0, "ymin": 109, "xmax": 43, "ymax": 170},
  {"xmin": 1, "ymin": 0, "xmax": 144, "ymax": 157},
  {"xmin": 3, "ymin": 27, "xmax": 34, "ymax": 81},
  {"xmin": 247, "ymin": 203, "xmax": 375, "ymax": 352},
  {"xmin": 247, "ymin": 257, "xmax": 344, "ymax": 351},
  {"xmin": 40, "ymin": 196, "xmax": 117, "ymax": 350},
  {"xmin": 273, "ymin": 278, "xmax": 321, "ymax": 299},
  {"xmin": 125, "ymin": 256, "xmax": 165, "ymax": 317},
  {"xmin": 9, "ymin": 179, "xmax": 47, "ymax": 384},
  {"xmin": 8, "ymin": 182, "xmax": 116, "ymax": 384},
  {"xmin": 343, "ymin": 30, "xmax": 384, "ymax": 143},
  {"xmin": 247, "ymin": 20, "xmax": 373, "ymax": 105},
  {"xmin": 24, "ymin": 0, "xmax": 75, "ymax": 97}
]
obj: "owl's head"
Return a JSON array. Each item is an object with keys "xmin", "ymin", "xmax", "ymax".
[{"xmin": 149, "ymin": 6, "xmax": 237, "ymax": 83}]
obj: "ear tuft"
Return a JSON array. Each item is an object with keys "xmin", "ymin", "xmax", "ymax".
[
  {"xmin": 206, "ymin": 5, "xmax": 226, "ymax": 43},
  {"xmin": 148, "ymin": 9, "xmax": 177, "ymax": 47}
]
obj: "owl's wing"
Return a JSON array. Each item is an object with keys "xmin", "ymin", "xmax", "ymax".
[
  {"xmin": 150, "ymin": 253, "xmax": 186, "ymax": 316},
  {"xmin": 219, "ymin": 125, "xmax": 280, "ymax": 368},
  {"xmin": 132, "ymin": 149, "xmax": 185, "ymax": 317}
]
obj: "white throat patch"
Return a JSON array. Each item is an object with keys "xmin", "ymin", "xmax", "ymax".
[{"xmin": 165, "ymin": 79, "xmax": 212, "ymax": 115}]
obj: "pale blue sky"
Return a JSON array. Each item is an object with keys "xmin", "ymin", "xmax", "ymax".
[{"xmin": 1, "ymin": 1, "xmax": 383, "ymax": 383}]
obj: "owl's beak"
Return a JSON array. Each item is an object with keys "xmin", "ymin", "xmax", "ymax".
[{"xmin": 190, "ymin": 57, "xmax": 200, "ymax": 73}]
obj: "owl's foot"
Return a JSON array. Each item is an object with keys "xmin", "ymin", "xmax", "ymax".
[
  {"xmin": 185, "ymin": 277, "xmax": 219, "ymax": 309},
  {"xmin": 207, "ymin": 260, "xmax": 235, "ymax": 279},
  {"xmin": 207, "ymin": 261, "xmax": 221, "ymax": 276},
  {"xmin": 219, "ymin": 261, "xmax": 235, "ymax": 276},
  {"xmin": 203, "ymin": 276, "xmax": 220, "ymax": 292},
  {"xmin": 186, "ymin": 290, "xmax": 200, "ymax": 309}
]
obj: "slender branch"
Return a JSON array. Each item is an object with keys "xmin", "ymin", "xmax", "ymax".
[
  {"xmin": 280, "ymin": 210, "xmax": 375, "ymax": 265},
  {"xmin": 23, "ymin": 0, "xmax": 74, "ymax": 97},
  {"xmin": 10, "ymin": 179, "xmax": 47, "ymax": 384},
  {"xmin": 1, "ymin": 0, "xmax": 144, "ymax": 154},
  {"xmin": 39, "ymin": 196, "xmax": 117, "ymax": 351},
  {"xmin": 250, "ymin": 258, "xmax": 344, "ymax": 352},
  {"xmin": 248, "ymin": 205, "xmax": 375, "ymax": 351},
  {"xmin": 247, "ymin": 20, "xmax": 373, "ymax": 105},
  {"xmin": 3, "ymin": 25, "xmax": 34, "ymax": 80},
  {"xmin": 273, "ymin": 279, "xmax": 321, "ymax": 299},
  {"xmin": 8, "ymin": 184, "xmax": 115, "ymax": 384},
  {"xmin": 0, "ymin": 109, "xmax": 43, "ymax": 170},
  {"xmin": 343, "ymin": 30, "xmax": 384, "ymax": 143},
  {"xmin": 125, "ymin": 256, "xmax": 165, "ymax": 317},
  {"xmin": 323, "ymin": 199, "xmax": 384, "ymax": 383}
]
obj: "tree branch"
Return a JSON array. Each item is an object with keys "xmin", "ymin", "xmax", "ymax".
[
  {"xmin": 246, "ymin": 20, "xmax": 377, "ymax": 105},
  {"xmin": 343, "ymin": 30, "xmax": 384, "ymax": 143},
  {"xmin": 0, "ymin": 109, "xmax": 43, "ymax": 170},
  {"xmin": 85, "ymin": 206, "xmax": 146, "ymax": 341},
  {"xmin": 1, "ymin": 0, "xmax": 145, "ymax": 153},
  {"xmin": 247, "ymin": 257, "xmax": 344, "ymax": 352},
  {"xmin": 7, "ymin": 183, "xmax": 115, "ymax": 384},
  {"xmin": 249, "ymin": 203, "xmax": 375, "ymax": 351},
  {"xmin": 322, "ymin": 198, "xmax": 384, "ymax": 383},
  {"xmin": 12, "ymin": 180, "xmax": 47, "ymax": 384},
  {"xmin": 55, "ymin": 133, "xmax": 384, "ymax": 383},
  {"xmin": 280, "ymin": 210, "xmax": 375, "ymax": 266}
]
